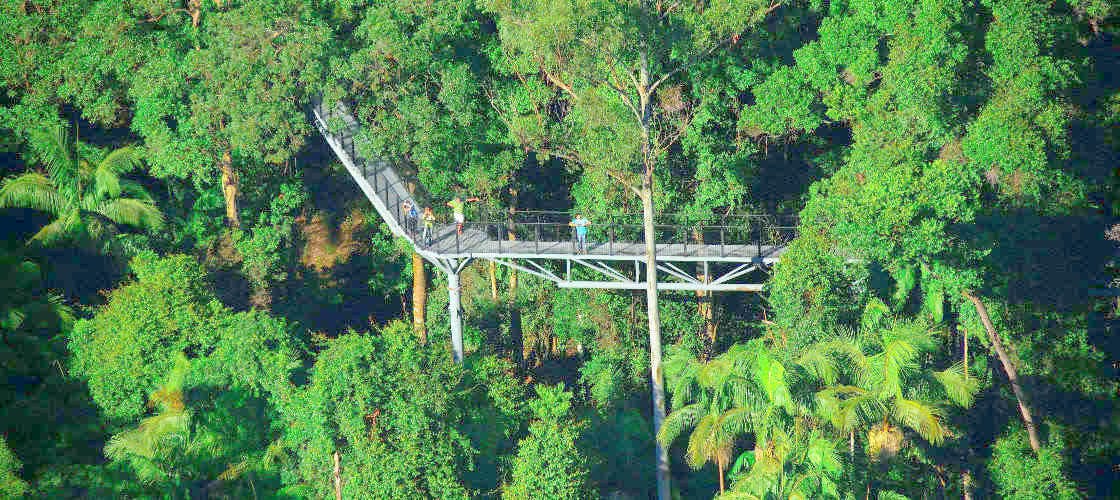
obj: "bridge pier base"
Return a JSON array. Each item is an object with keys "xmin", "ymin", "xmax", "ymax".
[{"xmin": 448, "ymin": 270, "xmax": 464, "ymax": 363}]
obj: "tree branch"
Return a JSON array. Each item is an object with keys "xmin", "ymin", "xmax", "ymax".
[
  {"xmin": 535, "ymin": 55, "xmax": 577, "ymax": 98},
  {"xmin": 649, "ymin": 1, "xmax": 785, "ymax": 95}
]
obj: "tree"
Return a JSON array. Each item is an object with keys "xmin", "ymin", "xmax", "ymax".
[
  {"xmin": 0, "ymin": 125, "xmax": 163, "ymax": 249},
  {"xmin": 658, "ymin": 338, "xmax": 836, "ymax": 495},
  {"xmin": 65, "ymin": 249, "xmax": 299, "ymax": 494},
  {"xmin": 723, "ymin": 425, "xmax": 842, "ymax": 500},
  {"xmin": 815, "ymin": 316, "xmax": 977, "ymax": 466},
  {"xmin": 68, "ymin": 252, "xmax": 222, "ymax": 422},
  {"xmin": 280, "ymin": 322, "xmax": 473, "ymax": 499},
  {"xmin": 988, "ymin": 426, "xmax": 1082, "ymax": 500},
  {"xmin": 757, "ymin": 0, "xmax": 1090, "ymax": 459},
  {"xmin": 503, "ymin": 384, "xmax": 592, "ymax": 500},
  {"xmin": 110, "ymin": 0, "xmax": 330, "ymax": 229},
  {"xmin": 102, "ymin": 353, "xmax": 195, "ymax": 486},
  {"xmin": 0, "ymin": 437, "xmax": 28, "ymax": 498},
  {"xmin": 480, "ymin": 3, "xmax": 789, "ymax": 493}
]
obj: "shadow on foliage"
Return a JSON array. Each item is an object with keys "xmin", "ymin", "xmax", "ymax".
[{"xmin": 969, "ymin": 213, "xmax": 1114, "ymax": 311}]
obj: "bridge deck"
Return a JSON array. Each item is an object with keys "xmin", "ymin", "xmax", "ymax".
[
  {"xmin": 309, "ymin": 98, "xmax": 793, "ymax": 267},
  {"xmin": 416, "ymin": 224, "xmax": 785, "ymax": 262}
]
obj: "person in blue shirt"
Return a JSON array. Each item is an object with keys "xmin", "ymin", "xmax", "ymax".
[
  {"xmin": 569, "ymin": 214, "xmax": 591, "ymax": 253},
  {"xmin": 401, "ymin": 199, "xmax": 419, "ymax": 237}
]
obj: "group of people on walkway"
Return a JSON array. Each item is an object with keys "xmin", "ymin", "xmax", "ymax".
[
  {"xmin": 400, "ymin": 197, "xmax": 592, "ymax": 253},
  {"xmin": 400, "ymin": 196, "xmax": 480, "ymax": 246}
]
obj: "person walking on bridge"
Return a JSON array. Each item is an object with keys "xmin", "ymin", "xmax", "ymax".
[
  {"xmin": 569, "ymin": 213, "xmax": 591, "ymax": 254},
  {"xmin": 422, "ymin": 207, "xmax": 436, "ymax": 246},
  {"xmin": 446, "ymin": 195, "xmax": 480, "ymax": 235},
  {"xmin": 401, "ymin": 199, "xmax": 419, "ymax": 238}
]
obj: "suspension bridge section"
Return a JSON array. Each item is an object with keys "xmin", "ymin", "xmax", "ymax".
[{"xmin": 310, "ymin": 98, "xmax": 797, "ymax": 361}]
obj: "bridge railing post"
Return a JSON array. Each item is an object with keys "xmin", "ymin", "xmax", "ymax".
[
  {"xmin": 720, "ymin": 228, "xmax": 725, "ymax": 257},
  {"xmin": 757, "ymin": 217, "xmax": 764, "ymax": 257},
  {"xmin": 456, "ymin": 226, "xmax": 461, "ymax": 253},
  {"xmin": 535, "ymin": 218, "xmax": 540, "ymax": 253}
]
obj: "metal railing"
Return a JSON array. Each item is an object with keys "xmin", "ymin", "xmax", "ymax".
[
  {"xmin": 453, "ymin": 214, "xmax": 797, "ymax": 257},
  {"xmin": 312, "ymin": 97, "xmax": 799, "ymax": 258}
]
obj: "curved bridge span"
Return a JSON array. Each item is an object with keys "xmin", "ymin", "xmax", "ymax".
[{"xmin": 310, "ymin": 98, "xmax": 796, "ymax": 360}]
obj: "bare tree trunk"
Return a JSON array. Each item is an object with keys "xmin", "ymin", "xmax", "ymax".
[
  {"xmin": 718, "ymin": 456, "xmax": 726, "ymax": 495},
  {"xmin": 332, "ymin": 451, "xmax": 342, "ymax": 500},
  {"xmin": 508, "ymin": 202, "xmax": 523, "ymax": 365},
  {"xmin": 219, "ymin": 150, "xmax": 241, "ymax": 228},
  {"xmin": 963, "ymin": 292, "xmax": 1041, "ymax": 453},
  {"xmin": 962, "ymin": 469, "xmax": 973, "ymax": 500},
  {"xmin": 635, "ymin": 43, "xmax": 670, "ymax": 497},
  {"xmin": 412, "ymin": 252, "xmax": 427, "ymax": 344},
  {"xmin": 642, "ymin": 183, "xmax": 670, "ymax": 500},
  {"xmin": 962, "ymin": 327, "xmax": 969, "ymax": 382},
  {"xmin": 189, "ymin": 0, "xmax": 201, "ymax": 27},
  {"xmin": 489, "ymin": 261, "xmax": 499, "ymax": 300},
  {"xmin": 695, "ymin": 240, "xmax": 716, "ymax": 357}
]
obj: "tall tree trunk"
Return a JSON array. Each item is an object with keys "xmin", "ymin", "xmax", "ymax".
[
  {"xmin": 962, "ymin": 327, "xmax": 969, "ymax": 382},
  {"xmin": 962, "ymin": 469, "xmax": 973, "ymax": 500},
  {"xmin": 508, "ymin": 200, "xmax": 523, "ymax": 365},
  {"xmin": 332, "ymin": 451, "xmax": 342, "ymax": 500},
  {"xmin": 219, "ymin": 150, "xmax": 241, "ymax": 228},
  {"xmin": 642, "ymin": 183, "xmax": 670, "ymax": 500},
  {"xmin": 412, "ymin": 252, "xmax": 427, "ymax": 343},
  {"xmin": 962, "ymin": 291, "xmax": 1041, "ymax": 453},
  {"xmin": 695, "ymin": 234, "xmax": 715, "ymax": 356},
  {"xmin": 489, "ymin": 261, "xmax": 499, "ymax": 300},
  {"xmin": 189, "ymin": 0, "xmax": 201, "ymax": 27},
  {"xmin": 718, "ymin": 456, "xmax": 726, "ymax": 495},
  {"xmin": 638, "ymin": 42, "xmax": 670, "ymax": 499}
]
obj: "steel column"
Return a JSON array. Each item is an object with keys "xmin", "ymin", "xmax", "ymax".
[{"xmin": 448, "ymin": 270, "xmax": 464, "ymax": 363}]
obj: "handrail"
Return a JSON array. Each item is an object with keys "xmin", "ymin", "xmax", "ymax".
[{"xmin": 310, "ymin": 95, "xmax": 799, "ymax": 258}]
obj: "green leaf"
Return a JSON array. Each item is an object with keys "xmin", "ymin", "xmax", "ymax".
[{"xmin": 891, "ymin": 265, "xmax": 917, "ymax": 311}]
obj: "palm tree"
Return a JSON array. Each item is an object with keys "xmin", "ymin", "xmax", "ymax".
[
  {"xmin": 0, "ymin": 253, "xmax": 73, "ymax": 346},
  {"xmin": 658, "ymin": 340, "xmax": 829, "ymax": 494},
  {"xmin": 815, "ymin": 316, "xmax": 977, "ymax": 464},
  {"xmin": 722, "ymin": 424, "xmax": 843, "ymax": 500},
  {"xmin": 0, "ymin": 125, "xmax": 163, "ymax": 249}
]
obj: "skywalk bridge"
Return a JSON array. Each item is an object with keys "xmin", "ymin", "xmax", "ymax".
[{"xmin": 310, "ymin": 98, "xmax": 797, "ymax": 361}]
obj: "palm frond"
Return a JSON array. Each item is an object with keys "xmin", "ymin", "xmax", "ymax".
[
  {"xmin": 94, "ymin": 163, "xmax": 123, "ymax": 200},
  {"xmin": 815, "ymin": 386, "xmax": 872, "ymax": 432},
  {"xmin": 35, "ymin": 125, "xmax": 77, "ymax": 190},
  {"xmin": 96, "ymin": 198, "xmax": 165, "ymax": 231},
  {"xmin": 795, "ymin": 342, "xmax": 839, "ymax": 386},
  {"xmin": 99, "ymin": 146, "xmax": 142, "ymax": 174},
  {"xmin": 0, "ymin": 173, "xmax": 67, "ymax": 215},
  {"xmin": 119, "ymin": 179, "xmax": 156, "ymax": 202},
  {"xmin": 105, "ymin": 410, "xmax": 192, "ymax": 461},
  {"xmin": 892, "ymin": 397, "xmax": 947, "ymax": 444},
  {"xmin": 753, "ymin": 350, "xmax": 792, "ymax": 408},
  {"xmin": 685, "ymin": 414, "xmax": 718, "ymax": 469},
  {"xmin": 714, "ymin": 406, "xmax": 755, "ymax": 442},
  {"xmin": 932, "ymin": 363, "xmax": 979, "ymax": 407},
  {"xmin": 28, "ymin": 211, "xmax": 80, "ymax": 246},
  {"xmin": 805, "ymin": 437, "xmax": 842, "ymax": 476},
  {"xmin": 657, "ymin": 403, "xmax": 703, "ymax": 447},
  {"xmin": 861, "ymin": 297, "xmax": 891, "ymax": 332},
  {"xmin": 891, "ymin": 265, "xmax": 917, "ymax": 310}
]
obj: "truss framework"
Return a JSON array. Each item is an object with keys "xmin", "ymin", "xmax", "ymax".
[{"xmin": 485, "ymin": 255, "xmax": 773, "ymax": 292}]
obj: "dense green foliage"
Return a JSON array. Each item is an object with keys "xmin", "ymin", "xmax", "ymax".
[{"xmin": 1, "ymin": 0, "xmax": 1117, "ymax": 498}]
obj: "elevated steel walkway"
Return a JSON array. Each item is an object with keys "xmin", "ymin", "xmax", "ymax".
[{"xmin": 310, "ymin": 98, "xmax": 797, "ymax": 360}]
